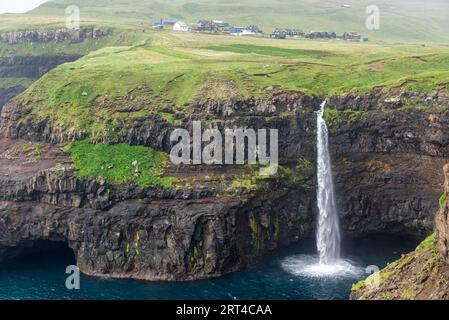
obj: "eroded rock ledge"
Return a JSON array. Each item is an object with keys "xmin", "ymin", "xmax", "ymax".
[
  {"xmin": 0, "ymin": 55, "xmax": 82, "ymax": 112},
  {"xmin": 328, "ymin": 89, "xmax": 449, "ymax": 237},
  {"xmin": 350, "ymin": 163, "xmax": 449, "ymax": 300},
  {"xmin": 0, "ymin": 55, "xmax": 81, "ymax": 79},
  {"xmin": 0, "ymin": 28, "xmax": 107, "ymax": 44},
  {"xmin": 0, "ymin": 178, "xmax": 315, "ymax": 280}
]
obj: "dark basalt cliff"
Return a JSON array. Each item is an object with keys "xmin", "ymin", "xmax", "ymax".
[
  {"xmin": 0, "ymin": 55, "xmax": 81, "ymax": 79},
  {"xmin": 0, "ymin": 92, "xmax": 318, "ymax": 281},
  {"xmin": 0, "ymin": 27, "xmax": 107, "ymax": 112},
  {"xmin": 0, "ymin": 55, "xmax": 81, "ymax": 112},
  {"xmin": 328, "ymin": 90, "xmax": 449, "ymax": 237},
  {"xmin": 350, "ymin": 163, "xmax": 449, "ymax": 300},
  {"xmin": 0, "ymin": 87, "xmax": 448, "ymax": 280},
  {"xmin": 0, "ymin": 87, "xmax": 25, "ymax": 112},
  {"xmin": 0, "ymin": 28, "xmax": 107, "ymax": 44}
]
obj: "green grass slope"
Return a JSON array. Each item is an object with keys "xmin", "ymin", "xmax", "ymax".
[
  {"xmin": 11, "ymin": 31, "xmax": 449, "ymax": 143},
  {"xmin": 29, "ymin": 0, "xmax": 449, "ymax": 43}
]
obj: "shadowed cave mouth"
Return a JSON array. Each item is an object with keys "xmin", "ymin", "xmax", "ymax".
[{"xmin": 1, "ymin": 240, "xmax": 76, "ymax": 266}]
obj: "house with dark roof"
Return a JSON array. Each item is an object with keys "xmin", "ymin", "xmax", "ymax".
[
  {"xmin": 194, "ymin": 20, "xmax": 218, "ymax": 32},
  {"xmin": 341, "ymin": 32, "xmax": 362, "ymax": 41},
  {"xmin": 270, "ymin": 29, "xmax": 287, "ymax": 39},
  {"xmin": 305, "ymin": 31, "xmax": 337, "ymax": 39}
]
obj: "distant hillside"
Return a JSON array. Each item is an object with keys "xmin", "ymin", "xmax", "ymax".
[{"xmin": 29, "ymin": 0, "xmax": 449, "ymax": 43}]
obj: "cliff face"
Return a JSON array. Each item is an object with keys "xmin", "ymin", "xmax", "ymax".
[
  {"xmin": 0, "ymin": 86, "xmax": 448, "ymax": 281},
  {"xmin": 0, "ymin": 56, "xmax": 81, "ymax": 79},
  {"xmin": 350, "ymin": 163, "xmax": 449, "ymax": 300},
  {"xmin": 0, "ymin": 87, "xmax": 25, "ymax": 112},
  {"xmin": 0, "ymin": 55, "xmax": 81, "ymax": 112},
  {"xmin": 350, "ymin": 233, "xmax": 449, "ymax": 300},
  {"xmin": 0, "ymin": 92, "xmax": 318, "ymax": 281},
  {"xmin": 328, "ymin": 90, "xmax": 449, "ymax": 237},
  {"xmin": 0, "ymin": 28, "xmax": 107, "ymax": 44},
  {"xmin": 0, "ymin": 27, "xmax": 107, "ymax": 112},
  {"xmin": 0, "ymin": 187, "xmax": 315, "ymax": 280}
]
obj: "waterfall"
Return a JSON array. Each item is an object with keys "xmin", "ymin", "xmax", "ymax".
[
  {"xmin": 281, "ymin": 101, "xmax": 361, "ymax": 278},
  {"xmin": 316, "ymin": 101, "xmax": 341, "ymax": 264}
]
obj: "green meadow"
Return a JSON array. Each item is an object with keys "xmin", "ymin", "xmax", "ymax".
[
  {"xmin": 27, "ymin": 0, "xmax": 449, "ymax": 43},
  {"xmin": 18, "ymin": 30, "xmax": 449, "ymax": 134}
]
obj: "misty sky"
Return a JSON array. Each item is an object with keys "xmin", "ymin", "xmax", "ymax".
[{"xmin": 0, "ymin": 0, "xmax": 48, "ymax": 14}]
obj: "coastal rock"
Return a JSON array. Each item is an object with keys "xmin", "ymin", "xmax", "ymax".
[
  {"xmin": 0, "ymin": 55, "xmax": 82, "ymax": 112},
  {"xmin": 350, "ymin": 163, "xmax": 449, "ymax": 300},
  {"xmin": 1, "ymin": 88, "xmax": 448, "ymax": 280},
  {"xmin": 0, "ymin": 184, "xmax": 315, "ymax": 280},
  {"xmin": 0, "ymin": 28, "xmax": 107, "ymax": 44},
  {"xmin": 0, "ymin": 55, "xmax": 81, "ymax": 78}
]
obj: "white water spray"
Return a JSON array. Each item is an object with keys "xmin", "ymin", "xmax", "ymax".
[{"xmin": 316, "ymin": 100, "xmax": 341, "ymax": 264}]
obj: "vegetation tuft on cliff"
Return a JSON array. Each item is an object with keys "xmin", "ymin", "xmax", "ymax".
[{"xmin": 66, "ymin": 139, "xmax": 175, "ymax": 187}]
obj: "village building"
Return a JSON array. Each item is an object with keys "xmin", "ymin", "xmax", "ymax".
[
  {"xmin": 194, "ymin": 20, "xmax": 218, "ymax": 33},
  {"xmin": 173, "ymin": 21, "xmax": 189, "ymax": 32},
  {"xmin": 152, "ymin": 19, "xmax": 176, "ymax": 27},
  {"xmin": 163, "ymin": 19, "xmax": 177, "ymax": 26},
  {"xmin": 306, "ymin": 31, "xmax": 337, "ymax": 39},
  {"xmin": 270, "ymin": 29, "xmax": 287, "ymax": 39},
  {"xmin": 229, "ymin": 26, "xmax": 244, "ymax": 35},
  {"xmin": 152, "ymin": 23, "xmax": 163, "ymax": 30},
  {"xmin": 341, "ymin": 32, "xmax": 362, "ymax": 41},
  {"xmin": 213, "ymin": 20, "xmax": 230, "ymax": 28},
  {"xmin": 229, "ymin": 26, "xmax": 261, "ymax": 36},
  {"xmin": 247, "ymin": 25, "xmax": 263, "ymax": 34},
  {"xmin": 285, "ymin": 28, "xmax": 304, "ymax": 37},
  {"xmin": 151, "ymin": 19, "xmax": 177, "ymax": 30}
]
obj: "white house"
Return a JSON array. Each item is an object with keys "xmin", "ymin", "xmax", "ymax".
[{"xmin": 173, "ymin": 21, "xmax": 189, "ymax": 32}]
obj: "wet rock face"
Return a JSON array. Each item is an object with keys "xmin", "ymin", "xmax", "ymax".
[
  {"xmin": 0, "ymin": 55, "xmax": 81, "ymax": 113},
  {"xmin": 0, "ymin": 92, "xmax": 318, "ymax": 280},
  {"xmin": 328, "ymin": 91, "xmax": 449, "ymax": 237},
  {"xmin": 334, "ymin": 153, "xmax": 445, "ymax": 237},
  {"xmin": 351, "ymin": 163, "xmax": 449, "ymax": 300},
  {"xmin": 0, "ymin": 55, "xmax": 81, "ymax": 79},
  {"xmin": 0, "ymin": 91, "xmax": 319, "ymax": 163},
  {"xmin": 0, "ymin": 28, "xmax": 107, "ymax": 44},
  {"xmin": 0, "ymin": 87, "xmax": 25, "ymax": 112},
  {"xmin": 0, "ymin": 184, "xmax": 315, "ymax": 280}
]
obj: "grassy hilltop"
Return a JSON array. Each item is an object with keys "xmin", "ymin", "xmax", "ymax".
[
  {"xmin": 2, "ymin": 0, "xmax": 449, "ymax": 135},
  {"xmin": 25, "ymin": 0, "xmax": 449, "ymax": 43},
  {"xmin": 13, "ymin": 30, "xmax": 449, "ymax": 137},
  {"xmin": 1, "ymin": 1, "xmax": 449, "ymax": 186}
]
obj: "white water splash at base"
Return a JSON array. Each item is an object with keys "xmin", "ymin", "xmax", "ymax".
[{"xmin": 281, "ymin": 255, "xmax": 363, "ymax": 279}]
